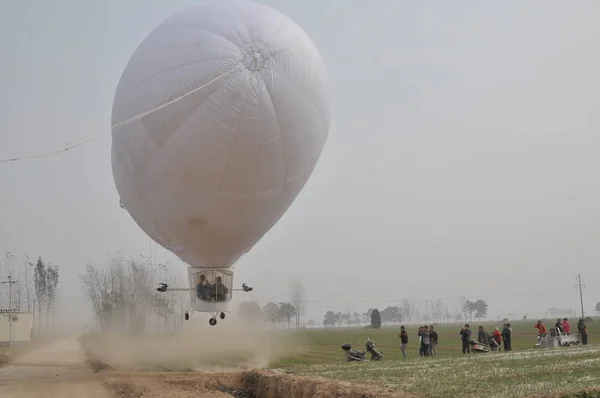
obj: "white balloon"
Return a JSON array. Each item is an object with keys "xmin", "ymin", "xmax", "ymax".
[{"xmin": 111, "ymin": 0, "xmax": 332, "ymax": 269}]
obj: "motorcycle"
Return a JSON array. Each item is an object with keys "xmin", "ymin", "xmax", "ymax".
[
  {"xmin": 341, "ymin": 338, "xmax": 383, "ymax": 362},
  {"xmin": 469, "ymin": 338, "xmax": 491, "ymax": 353},
  {"xmin": 365, "ymin": 338, "xmax": 383, "ymax": 361}
]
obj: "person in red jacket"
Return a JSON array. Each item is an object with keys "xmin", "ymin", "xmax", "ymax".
[
  {"xmin": 535, "ymin": 320, "xmax": 548, "ymax": 336},
  {"xmin": 562, "ymin": 318, "xmax": 571, "ymax": 335},
  {"xmin": 490, "ymin": 327, "xmax": 502, "ymax": 351},
  {"xmin": 492, "ymin": 327, "xmax": 502, "ymax": 344}
]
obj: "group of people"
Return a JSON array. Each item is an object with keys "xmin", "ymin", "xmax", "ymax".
[
  {"xmin": 397, "ymin": 325, "xmax": 439, "ymax": 358},
  {"xmin": 397, "ymin": 318, "xmax": 590, "ymax": 358},
  {"xmin": 195, "ymin": 274, "xmax": 229, "ymax": 302},
  {"xmin": 459, "ymin": 323, "xmax": 513, "ymax": 353},
  {"xmin": 535, "ymin": 318, "xmax": 589, "ymax": 345}
]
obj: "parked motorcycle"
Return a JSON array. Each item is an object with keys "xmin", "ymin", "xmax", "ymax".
[
  {"xmin": 365, "ymin": 338, "xmax": 383, "ymax": 361},
  {"xmin": 341, "ymin": 338, "xmax": 383, "ymax": 362}
]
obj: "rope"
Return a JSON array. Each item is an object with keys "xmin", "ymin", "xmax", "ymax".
[{"xmin": 0, "ymin": 65, "xmax": 241, "ymax": 164}]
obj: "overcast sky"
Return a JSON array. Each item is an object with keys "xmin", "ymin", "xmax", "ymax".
[{"xmin": 1, "ymin": 0, "xmax": 599, "ymax": 326}]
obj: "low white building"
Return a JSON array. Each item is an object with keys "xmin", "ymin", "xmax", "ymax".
[{"xmin": 0, "ymin": 311, "xmax": 33, "ymax": 344}]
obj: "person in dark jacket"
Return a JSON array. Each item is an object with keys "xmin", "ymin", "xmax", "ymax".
[
  {"xmin": 421, "ymin": 327, "xmax": 431, "ymax": 357},
  {"xmin": 418, "ymin": 326, "xmax": 425, "ymax": 356},
  {"xmin": 555, "ymin": 318, "xmax": 564, "ymax": 333},
  {"xmin": 398, "ymin": 326, "xmax": 409, "ymax": 358},
  {"xmin": 429, "ymin": 325, "xmax": 439, "ymax": 356},
  {"xmin": 501, "ymin": 323, "xmax": 512, "ymax": 351},
  {"xmin": 578, "ymin": 319, "xmax": 588, "ymax": 345},
  {"xmin": 195, "ymin": 274, "xmax": 209, "ymax": 300},
  {"xmin": 478, "ymin": 326, "xmax": 489, "ymax": 345},
  {"xmin": 460, "ymin": 324, "xmax": 471, "ymax": 354}
]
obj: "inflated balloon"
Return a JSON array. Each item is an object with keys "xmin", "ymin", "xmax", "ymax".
[{"xmin": 111, "ymin": 0, "xmax": 331, "ymax": 324}]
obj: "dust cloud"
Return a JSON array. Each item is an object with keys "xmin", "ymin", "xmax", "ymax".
[
  {"xmin": 81, "ymin": 317, "xmax": 304, "ymax": 372},
  {"xmin": 12, "ymin": 336, "xmax": 87, "ymax": 367}
]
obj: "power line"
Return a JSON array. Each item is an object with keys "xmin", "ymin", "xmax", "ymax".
[{"xmin": 0, "ymin": 65, "xmax": 240, "ymax": 164}]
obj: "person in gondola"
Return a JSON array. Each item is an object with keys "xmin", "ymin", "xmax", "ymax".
[
  {"xmin": 196, "ymin": 274, "xmax": 210, "ymax": 300},
  {"xmin": 213, "ymin": 276, "xmax": 229, "ymax": 302}
]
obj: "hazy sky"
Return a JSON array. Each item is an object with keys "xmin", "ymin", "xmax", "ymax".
[{"xmin": 1, "ymin": 0, "xmax": 599, "ymax": 325}]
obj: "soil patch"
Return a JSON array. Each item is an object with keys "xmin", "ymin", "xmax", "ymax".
[
  {"xmin": 242, "ymin": 369, "xmax": 417, "ymax": 398},
  {"xmin": 99, "ymin": 369, "xmax": 417, "ymax": 398},
  {"xmin": 0, "ymin": 353, "xmax": 9, "ymax": 367}
]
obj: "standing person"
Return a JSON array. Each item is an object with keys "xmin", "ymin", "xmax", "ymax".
[
  {"xmin": 563, "ymin": 318, "xmax": 571, "ymax": 335},
  {"xmin": 418, "ymin": 326, "xmax": 425, "ymax": 356},
  {"xmin": 398, "ymin": 326, "xmax": 408, "ymax": 358},
  {"xmin": 478, "ymin": 326, "xmax": 489, "ymax": 345},
  {"xmin": 422, "ymin": 327, "xmax": 431, "ymax": 357},
  {"xmin": 460, "ymin": 324, "xmax": 471, "ymax": 354},
  {"xmin": 501, "ymin": 323, "xmax": 512, "ymax": 351},
  {"xmin": 554, "ymin": 318, "xmax": 564, "ymax": 333},
  {"xmin": 429, "ymin": 326, "xmax": 439, "ymax": 356},
  {"xmin": 578, "ymin": 319, "xmax": 588, "ymax": 345},
  {"xmin": 492, "ymin": 327, "xmax": 502, "ymax": 351},
  {"xmin": 535, "ymin": 320, "xmax": 547, "ymax": 336}
]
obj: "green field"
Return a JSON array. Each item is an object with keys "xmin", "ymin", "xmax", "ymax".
[{"xmin": 269, "ymin": 319, "xmax": 600, "ymax": 397}]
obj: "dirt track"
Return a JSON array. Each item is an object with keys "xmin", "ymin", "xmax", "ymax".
[
  {"xmin": 0, "ymin": 336, "xmax": 239, "ymax": 397},
  {"xmin": 0, "ymin": 335, "xmax": 410, "ymax": 398},
  {"xmin": 0, "ymin": 336, "xmax": 108, "ymax": 398}
]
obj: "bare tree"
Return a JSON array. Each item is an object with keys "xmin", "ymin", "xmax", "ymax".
[
  {"xmin": 3, "ymin": 251, "xmax": 25, "ymax": 311},
  {"xmin": 80, "ymin": 251, "xmax": 184, "ymax": 334},
  {"xmin": 457, "ymin": 296, "xmax": 468, "ymax": 323},
  {"xmin": 277, "ymin": 302, "xmax": 296, "ymax": 329},
  {"xmin": 22, "ymin": 255, "xmax": 35, "ymax": 312},
  {"xmin": 80, "ymin": 262, "xmax": 104, "ymax": 329},
  {"xmin": 288, "ymin": 278, "xmax": 305, "ymax": 330},
  {"xmin": 34, "ymin": 257, "xmax": 48, "ymax": 334},
  {"xmin": 402, "ymin": 299, "xmax": 412, "ymax": 325},
  {"xmin": 1, "ymin": 251, "xmax": 17, "ymax": 309},
  {"xmin": 46, "ymin": 264, "xmax": 60, "ymax": 330}
]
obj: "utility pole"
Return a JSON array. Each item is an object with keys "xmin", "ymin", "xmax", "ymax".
[
  {"xmin": 576, "ymin": 274, "xmax": 585, "ymax": 319},
  {"xmin": 2, "ymin": 275, "xmax": 17, "ymax": 347}
]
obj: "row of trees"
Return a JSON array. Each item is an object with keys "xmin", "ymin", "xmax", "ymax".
[
  {"xmin": 462, "ymin": 299, "xmax": 489, "ymax": 322},
  {"xmin": 0, "ymin": 251, "xmax": 60, "ymax": 334},
  {"xmin": 237, "ymin": 301, "xmax": 302, "ymax": 328},
  {"xmin": 322, "ymin": 307, "xmax": 401, "ymax": 328},
  {"xmin": 321, "ymin": 300, "xmax": 490, "ymax": 329},
  {"xmin": 236, "ymin": 278, "xmax": 308, "ymax": 329},
  {"xmin": 79, "ymin": 252, "xmax": 184, "ymax": 334}
]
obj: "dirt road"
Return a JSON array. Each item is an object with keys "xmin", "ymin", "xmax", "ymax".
[
  {"xmin": 0, "ymin": 336, "xmax": 108, "ymax": 398},
  {"xmin": 0, "ymin": 334, "xmax": 403, "ymax": 398}
]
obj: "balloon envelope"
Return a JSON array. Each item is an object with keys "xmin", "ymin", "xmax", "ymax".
[{"xmin": 111, "ymin": 0, "xmax": 331, "ymax": 268}]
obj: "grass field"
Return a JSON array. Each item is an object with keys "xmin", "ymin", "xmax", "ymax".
[{"xmin": 269, "ymin": 319, "xmax": 600, "ymax": 397}]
